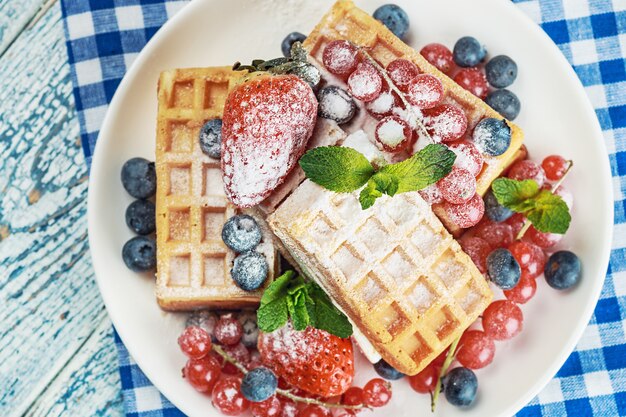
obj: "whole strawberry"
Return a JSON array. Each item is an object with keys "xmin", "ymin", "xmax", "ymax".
[
  {"xmin": 258, "ymin": 322, "xmax": 354, "ymax": 397},
  {"xmin": 221, "ymin": 74, "xmax": 317, "ymax": 207}
]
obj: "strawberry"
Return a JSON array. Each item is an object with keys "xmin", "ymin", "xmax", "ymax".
[
  {"xmin": 221, "ymin": 74, "xmax": 317, "ymax": 208},
  {"xmin": 257, "ymin": 322, "xmax": 354, "ymax": 397}
]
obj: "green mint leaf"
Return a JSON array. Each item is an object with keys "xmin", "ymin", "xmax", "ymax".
[
  {"xmin": 359, "ymin": 179, "xmax": 383, "ymax": 209},
  {"xmin": 305, "ymin": 282, "xmax": 353, "ymax": 338},
  {"xmin": 492, "ymin": 178, "xmax": 540, "ymax": 210},
  {"xmin": 371, "ymin": 172, "xmax": 399, "ymax": 197},
  {"xmin": 299, "ymin": 146, "xmax": 375, "ymax": 192},
  {"xmin": 525, "ymin": 190, "xmax": 571, "ymax": 234},
  {"xmin": 290, "ymin": 291, "xmax": 310, "ymax": 331},
  {"xmin": 380, "ymin": 144, "xmax": 456, "ymax": 193},
  {"xmin": 257, "ymin": 271, "xmax": 294, "ymax": 332}
]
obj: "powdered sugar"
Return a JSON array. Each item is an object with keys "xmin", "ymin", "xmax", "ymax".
[
  {"xmin": 423, "ymin": 104, "xmax": 468, "ymax": 143},
  {"xmin": 347, "ymin": 62, "xmax": 383, "ymax": 102},
  {"xmin": 406, "ymin": 74, "xmax": 444, "ymax": 109},
  {"xmin": 366, "ymin": 90, "xmax": 396, "ymax": 118},
  {"xmin": 448, "ymin": 141, "xmax": 484, "ymax": 177},
  {"xmin": 375, "ymin": 116, "xmax": 410, "ymax": 151}
]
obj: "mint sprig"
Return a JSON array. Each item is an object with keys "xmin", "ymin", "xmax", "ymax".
[
  {"xmin": 257, "ymin": 271, "xmax": 353, "ymax": 338},
  {"xmin": 492, "ymin": 177, "xmax": 571, "ymax": 234},
  {"xmin": 300, "ymin": 144, "xmax": 455, "ymax": 209}
]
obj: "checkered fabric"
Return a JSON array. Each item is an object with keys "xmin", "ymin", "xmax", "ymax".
[{"xmin": 60, "ymin": 0, "xmax": 626, "ymax": 416}]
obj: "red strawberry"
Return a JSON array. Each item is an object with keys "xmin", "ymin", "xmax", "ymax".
[
  {"xmin": 257, "ymin": 322, "xmax": 354, "ymax": 397},
  {"xmin": 221, "ymin": 74, "xmax": 317, "ymax": 207}
]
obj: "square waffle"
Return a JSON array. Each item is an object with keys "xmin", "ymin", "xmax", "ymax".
[{"xmin": 155, "ymin": 67, "xmax": 277, "ymax": 310}]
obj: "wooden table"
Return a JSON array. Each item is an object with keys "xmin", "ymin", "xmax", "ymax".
[{"xmin": 0, "ymin": 1, "xmax": 125, "ymax": 415}]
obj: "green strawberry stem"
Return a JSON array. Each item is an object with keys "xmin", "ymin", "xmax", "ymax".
[
  {"xmin": 211, "ymin": 344, "xmax": 370, "ymax": 410},
  {"xmin": 515, "ymin": 160, "xmax": 574, "ymax": 240},
  {"xmin": 431, "ymin": 335, "xmax": 461, "ymax": 412}
]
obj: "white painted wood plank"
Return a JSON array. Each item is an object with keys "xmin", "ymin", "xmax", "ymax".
[{"xmin": 0, "ymin": 0, "xmax": 45, "ymax": 56}]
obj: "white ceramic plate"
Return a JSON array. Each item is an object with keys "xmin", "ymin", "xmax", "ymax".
[{"xmin": 88, "ymin": 0, "xmax": 613, "ymax": 415}]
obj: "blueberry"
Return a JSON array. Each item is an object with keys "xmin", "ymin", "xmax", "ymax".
[
  {"xmin": 125, "ymin": 200, "xmax": 155, "ymax": 235},
  {"xmin": 238, "ymin": 310, "xmax": 259, "ymax": 348},
  {"xmin": 453, "ymin": 36, "xmax": 486, "ymax": 68},
  {"xmin": 374, "ymin": 360, "xmax": 405, "ymax": 380},
  {"xmin": 472, "ymin": 118, "xmax": 511, "ymax": 156},
  {"xmin": 222, "ymin": 215, "xmax": 262, "ymax": 253},
  {"xmin": 241, "ymin": 367, "xmax": 277, "ymax": 402},
  {"xmin": 231, "ymin": 251, "xmax": 269, "ymax": 291},
  {"xmin": 289, "ymin": 63, "xmax": 321, "ymax": 89},
  {"xmin": 487, "ymin": 248, "xmax": 521, "ymax": 290},
  {"xmin": 199, "ymin": 118, "xmax": 222, "ymax": 159},
  {"xmin": 122, "ymin": 236, "xmax": 156, "ymax": 272},
  {"xmin": 281, "ymin": 32, "xmax": 307, "ymax": 57},
  {"xmin": 485, "ymin": 89, "xmax": 521, "ymax": 121},
  {"xmin": 484, "ymin": 190, "xmax": 513, "ymax": 222},
  {"xmin": 318, "ymin": 86, "xmax": 357, "ymax": 125},
  {"xmin": 373, "ymin": 4, "xmax": 410, "ymax": 39},
  {"xmin": 485, "ymin": 55, "xmax": 518, "ymax": 88},
  {"xmin": 121, "ymin": 158, "xmax": 156, "ymax": 199},
  {"xmin": 444, "ymin": 367, "xmax": 478, "ymax": 407},
  {"xmin": 545, "ymin": 251, "xmax": 581, "ymax": 290}
]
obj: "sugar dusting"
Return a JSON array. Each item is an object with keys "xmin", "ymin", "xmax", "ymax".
[{"xmin": 376, "ymin": 117, "xmax": 406, "ymax": 148}]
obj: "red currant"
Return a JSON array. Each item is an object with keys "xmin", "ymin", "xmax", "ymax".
[
  {"xmin": 542, "ymin": 155, "xmax": 568, "ymax": 181},
  {"xmin": 443, "ymin": 193, "xmax": 485, "ymax": 229},
  {"xmin": 375, "ymin": 115, "xmax": 412, "ymax": 152},
  {"xmin": 387, "ymin": 59, "xmax": 420, "ymax": 91},
  {"xmin": 408, "ymin": 363, "xmax": 438, "ymax": 393},
  {"xmin": 334, "ymin": 411, "xmax": 357, "ymax": 417},
  {"xmin": 348, "ymin": 62, "xmax": 383, "ymax": 102},
  {"xmin": 419, "ymin": 184, "xmax": 444, "ymax": 204},
  {"xmin": 423, "ymin": 104, "xmax": 468, "ymax": 143},
  {"xmin": 482, "ymin": 300, "xmax": 524, "ymax": 341},
  {"xmin": 454, "ymin": 68, "xmax": 489, "ymax": 99},
  {"xmin": 362, "ymin": 378, "xmax": 392, "ymax": 407},
  {"xmin": 508, "ymin": 241, "xmax": 546, "ymax": 279},
  {"xmin": 460, "ymin": 236, "xmax": 491, "ymax": 274},
  {"xmin": 507, "ymin": 160, "xmax": 546, "ymax": 188},
  {"xmin": 178, "ymin": 326, "xmax": 212, "ymax": 359},
  {"xmin": 505, "ymin": 213, "xmax": 526, "ymax": 236},
  {"xmin": 504, "ymin": 272, "xmax": 537, "ymax": 304},
  {"xmin": 251, "ymin": 395, "xmax": 283, "ymax": 417},
  {"xmin": 366, "ymin": 90, "xmax": 401, "ymax": 119},
  {"xmin": 322, "ymin": 40, "xmax": 359, "ymax": 78},
  {"xmin": 420, "ymin": 43, "xmax": 455, "ymax": 75},
  {"xmin": 215, "ymin": 316, "xmax": 243, "ymax": 346},
  {"xmin": 280, "ymin": 398, "xmax": 298, "ymax": 417},
  {"xmin": 212, "ymin": 378, "xmax": 250, "ymax": 416},
  {"xmin": 406, "ymin": 74, "xmax": 444, "ymax": 109},
  {"xmin": 183, "ymin": 355, "xmax": 221, "ymax": 393},
  {"xmin": 222, "ymin": 343, "xmax": 250, "ymax": 375},
  {"xmin": 528, "ymin": 226, "xmax": 563, "ymax": 248},
  {"xmin": 433, "ymin": 348, "xmax": 448, "ymax": 367},
  {"xmin": 475, "ymin": 222, "xmax": 514, "ymax": 249},
  {"xmin": 448, "ymin": 141, "xmax": 484, "ymax": 177},
  {"xmin": 456, "ymin": 330, "xmax": 495, "ymax": 369},
  {"xmin": 342, "ymin": 386, "xmax": 364, "ymax": 406},
  {"xmin": 437, "ymin": 167, "xmax": 476, "ymax": 204},
  {"xmin": 298, "ymin": 405, "xmax": 331, "ymax": 417}
]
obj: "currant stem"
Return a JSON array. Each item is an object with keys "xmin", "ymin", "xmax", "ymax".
[
  {"xmin": 515, "ymin": 160, "xmax": 574, "ymax": 240},
  {"xmin": 431, "ymin": 336, "xmax": 461, "ymax": 412}
]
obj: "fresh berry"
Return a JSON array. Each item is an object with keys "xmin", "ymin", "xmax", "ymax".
[
  {"xmin": 373, "ymin": 359, "xmax": 405, "ymax": 380},
  {"xmin": 419, "ymin": 184, "xmax": 444, "ymax": 204},
  {"xmin": 528, "ymin": 226, "xmax": 562, "ymax": 248},
  {"xmin": 406, "ymin": 74, "xmax": 444, "ymax": 109},
  {"xmin": 248, "ymin": 351, "xmax": 263, "ymax": 371},
  {"xmin": 508, "ymin": 241, "xmax": 546, "ymax": 279},
  {"xmin": 231, "ymin": 251, "xmax": 269, "ymax": 291},
  {"xmin": 251, "ymin": 396, "xmax": 282, "ymax": 417},
  {"xmin": 484, "ymin": 190, "xmax": 514, "ymax": 222},
  {"xmin": 476, "ymin": 221, "xmax": 514, "ymax": 249},
  {"xmin": 317, "ymin": 86, "xmax": 357, "ymax": 124},
  {"xmin": 298, "ymin": 405, "xmax": 331, "ymax": 417},
  {"xmin": 281, "ymin": 32, "xmax": 307, "ymax": 57},
  {"xmin": 485, "ymin": 55, "xmax": 518, "ymax": 88},
  {"xmin": 183, "ymin": 355, "xmax": 221, "ymax": 393},
  {"xmin": 222, "ymin": 215, "xmax": 262, "ymax": 253},
  {"xmin": 544, "ymin": 251, "xmax": 582, "ymax": 290},
  {"xmin": 506, "ymin": 213, "xmax": 526, "ymax": 236},
  {"xmin": 179, "ymin": 326, "xmax": 212, "ymax": 359},
  {"xmin": 487, "ymin": 248, "xmax": 521, "ymax": 290},
  {"xmin": 373, "ymin": 4, "xmax": 410, "ymax": 39},
  {"xmin": 375, "ymin": 115, "xmax": 412, "ymax": 152},
  {"xmin": 122, "ymin": 236, "xmax": 156, "ymax": 272},
  {"xmin": 443, "ymin": 367, "xmax": 478, "ymax": 407},
  {"xmin": 215, "ymin": 315, "xmax": 243, "ymax": 346},
  {"xmin": 453, "ymin": 36, "xmax": 486, "ymax": 68},
  {"xmin": 420, "ymin": 43, "xmax": 454, "ymax": 75},
  {"xmin": 408, "ymin": 363, "xmax": 438, "ymax": 393},
  {"xmin": 503, "ymin": 272, "xmax": 537, "ymax": 304},
  {"xmin": 348, "ymin": 62, "xmax": 383, "ymax": 102},
  {"xmin": 334, "ymin": 411, "xmax": 357, "ymax": 417},
  {"xmin": 125, "ymin": 200, "xmax": 155, "ymax": 235},
  {"xmin": 454, "ymin": 68, "xmax": 489, "ymax": 99},
  {"xmin": 238, "ymin": 311, "xmax": 260, "ymax": 348},
  {"xmin": 460, "ymin": 236, "xmax": 491, "ymax": 274},
  {"xmin": 342, "ymin": 387, "xmax": 364, "ymax": 406},
  {"xmin": 187, "ymin": 310, "xmax": 219, "ymax": 342},
  {"xmin": 222, "ymin": 74, "xmax": 317, "ymax": 207},
  {"xmin": 437, "ymin": 167, "xmax": 476, "ymax": 204},
  {"xmin": 366, "ymin": 90, "xmax": 401, "ymax": 119},
  {"xmin": 212, "ymin": 378, "xmax": 250, "ymax": 416},
  {"xmin": 443, "ymin": 193, "xmax": 485, "ymax": 229},
  {"xmin": 121, "ymin": 157, "xmax": 156, "ymax": 199},
  {"xmin": 474, "ymin": 119, "xmax": 512, "ymax": 157},
  {"xmin": 508, "ymin": 160, "xmax": 546, "ymax": 187},
  {"xmin": 387, "ymin": 59, "xmax": 420, "ymax": 91},
  {"xmin": 554, "ymin": 185, "xmax": 574, "ymax": 209},
  {"xmin": 423, "ymin": 104, "xmax": 468, "ymax": 143},
  {"xmin": 322, "ymin": 40, "xmax": 359, "ymax": 78},
  {"xmin": 241, "ymin": 367, "xmax": 278, "ymax": 402},
  {"xmin": 199, "ymin": 118, "xmax": 223, "ymax": 159},
  {"xmin": 362, "ymin": 378, "xmax": 392, "ymax": 407},
  {"xmin": 280, "ymin": 399, "xmax": 298, "ymax": 417},
  {"xmin": 257, "ymin": 322, "xmax": 354, "ymax": 397},
  {"xmin": 448, "ymin": 141, "xmax": 484, "ymax": 177},
  {"xmin": 483, "ymin": 300, "xmax": 523, "ymax": 340},
  {"xmin": 456, "ymin": 330, "xmax": 495, "ymax": 370},
  {"xmin": 223, "ymin": 343, "xmax": 251, "ymax": 372},
  {"xmin": 433, "ymin": 348, "xmax": 449, "ymax": 367},
  {"xmin": 485, "ymin": 89, "xmax": 521, "ymax": 120},
  {"xmin": 542, "ymin": 155, "xmax": 569, "ymax": 181}
]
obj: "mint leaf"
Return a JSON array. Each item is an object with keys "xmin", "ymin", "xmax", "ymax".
[
  {"xmin": 359, "ymin": 179, "xmax": 383, "ymax": 209},
  {"xmin": 289, "ymin": 289, "xmax": 310, "ymax": 331},
  {"xmin": 492, "ymin": 178, "xmax": 540, "ymax": 210},
  {"xmin": 359, "ymin": 172, "xmax": 399, "ymax": 209},
  {"xmin": 381, "ymin": 144, "xmax": 456, "ymax": 193},
  {"xmin": 299, "ymin": 146, "xmax": 375, "ymax": 192},
  {"xmin": 526, "ymin": 190, "xmax": 571, "ymax": 234},
  {"xmin": 257, "ymin": 271, "xmax": 294, "ymax": 332},
  {"xmin": 305, "ymin": 282, "xmax": 353, "ymax": 338}
]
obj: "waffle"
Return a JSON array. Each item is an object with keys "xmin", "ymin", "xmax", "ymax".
[
  {"xmin": 303, "ymin": 0, "xmax": 525, "ymax": 235},
  {"xmin": 155, "ymin": 67, "xmax": 277, "ymax": 310}
]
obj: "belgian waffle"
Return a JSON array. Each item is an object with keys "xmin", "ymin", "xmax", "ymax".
[{"xmin": 155, "ymin": 67, "xmax": 277, "ymax": 310}]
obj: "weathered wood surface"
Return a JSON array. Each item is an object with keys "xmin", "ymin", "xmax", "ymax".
[{"xmin": 0, "ymin": 2, "xmax": 124, "ymax": 416}]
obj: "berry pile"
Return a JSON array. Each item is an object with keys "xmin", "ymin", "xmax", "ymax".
[{"xmin": 222, "ymin": 215, "xmax": 269, "ymax": 291}]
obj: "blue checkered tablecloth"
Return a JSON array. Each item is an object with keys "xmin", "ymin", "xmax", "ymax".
[{"xmin": 60, "ymin": 0, "xmax": 626, "ymax": 415}]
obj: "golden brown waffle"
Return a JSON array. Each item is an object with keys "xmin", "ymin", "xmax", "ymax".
[
  {"xmin": 155, "ymin": 67, "xmax": 277, "ymax": 310},
  {"xmin": 269, "ymin": 181, "xmax": 492, "ymax": 376}
]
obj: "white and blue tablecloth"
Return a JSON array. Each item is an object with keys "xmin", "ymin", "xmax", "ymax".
[{"xmin": 60, "ymin": 0, "xmax": 626, "ymax": 415}]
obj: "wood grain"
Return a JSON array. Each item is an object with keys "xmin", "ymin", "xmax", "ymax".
[{"xmin": 0, "ymin": 0, "xmax": 45, "ymax": 55}]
